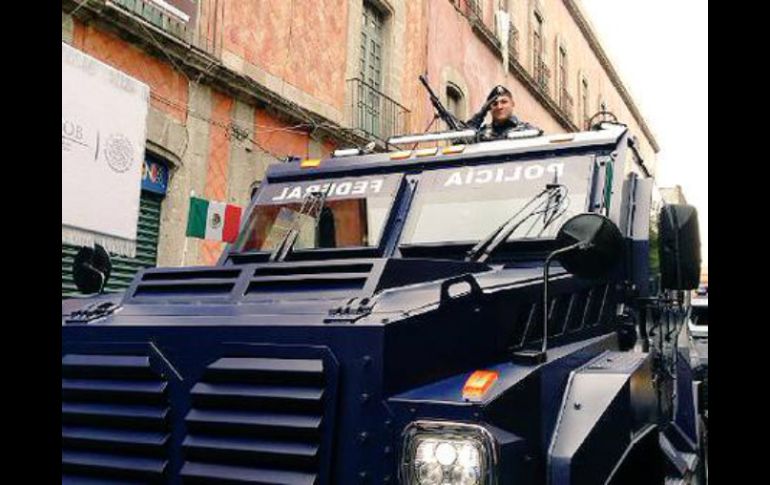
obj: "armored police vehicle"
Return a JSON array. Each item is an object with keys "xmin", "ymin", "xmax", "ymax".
[{"xmin": 62, "ymin": 111, "xmax": 705, "ymax": 484}]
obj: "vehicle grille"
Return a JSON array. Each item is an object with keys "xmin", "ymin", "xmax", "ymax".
[
  {"xmin": 61, "ymin": 354, "xmax": 171, "ymax": 483},
  {"xmin": 181, "ymin": 357, "xmax": 328, "ymax": 484}
]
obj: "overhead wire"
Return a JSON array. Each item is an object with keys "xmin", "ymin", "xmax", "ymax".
[{"xmin": 147, "ymin": 90, "xmax": 346, "ymax": 161}]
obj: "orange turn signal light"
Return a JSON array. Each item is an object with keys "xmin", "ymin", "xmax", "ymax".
[
  {"xmin": 300, "ymin": 158, "xmax": 321, "ymax": 168},
  {"xmin": 462, "ymin": 370, "xmax": 499, "ymax": 400}
]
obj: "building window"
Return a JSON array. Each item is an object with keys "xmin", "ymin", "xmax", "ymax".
[
  {"xmin": 446, "ymin": 83, "xmax": 466, "ymax": 127},
  {"xmin": 557, "ymin": 44, "xmax": 572, "ymax": 119},
  {"xmin": 349, "ymin": 2, "xmax": 409, "ymax": 142},
  {"xmin": 360, "ymin": 3, "xmax": 384, "ymax": 92},
  {"xmin": 496, "ymin": 1, "xmax": 519, "ymax": 60},
  {"xmin": 357, "ymin": 2, "xmax": 384, "ymax": 137},
  {"xmin": 356, "ymin": 3, "xmax": 384, "ymax": 139},
  {"xmin": 532, "ymin": 11, "xmax": 549, "ymax": 92},
  {"xmin": 581, "ymin": 77, "xmax": 590, "ymax": 129}
]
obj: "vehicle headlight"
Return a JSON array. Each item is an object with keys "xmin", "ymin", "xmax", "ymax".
[{"xmin": 400, "ymin": 421, "xmax": 497, "ymax": 485}]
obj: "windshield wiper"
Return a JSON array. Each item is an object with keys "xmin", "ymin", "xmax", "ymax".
[
  {"xmin": 465, "ymin": 183, "xmax": 569, "ymax": 263},
  {"xmin": 269, "ymin": 189, "xmax": 329, "ymax": 262}
]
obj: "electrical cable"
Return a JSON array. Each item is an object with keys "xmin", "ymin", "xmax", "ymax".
[{"xmin": 147, "ymin": 90, "xmax": 334, "ymax": 161}]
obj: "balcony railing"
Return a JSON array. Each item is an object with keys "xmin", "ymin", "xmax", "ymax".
[
  {"xmin": 559, "ymin": 88, "xmax": 574, "ymax": 120},
  {"xmin": 347, "ymin": 78, "xmax": 410, "ymax": 142},
  {"xmin": 534, "ymin": 58, "xmax": 550, "ymax": 93},
  {"xmin": 508, "ymin": 22, "xmax": 519, "ymax": 60},
  {"xmin": 111, "ymin": 0, "xmax": 194, "ymax": 43}
]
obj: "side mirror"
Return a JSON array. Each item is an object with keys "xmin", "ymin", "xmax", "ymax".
[
  {"xmin": 555, "ymin": 213, "xmax": 625, "ymax": 279},
  {"xmin": 73, "ymin": 244, "xmax": 112, "ymax": 294},
  {"xmin": 659, "ymin": 204, "xmax": 701, "ymax": 290},
  {"xmin": 514, "ymin": 213, "xmax": 624, "ymax": 365}
]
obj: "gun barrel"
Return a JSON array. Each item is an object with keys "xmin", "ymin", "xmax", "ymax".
[
  {"xmin": 419, "ymin": 75, "xmax": 439, "ymax": 102},
  {"xmin": 419, "ymin": 75, "xmax": 461, "ymax": 131}
]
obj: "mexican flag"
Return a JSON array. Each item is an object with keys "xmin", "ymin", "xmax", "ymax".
[{"xmin": 186, "ymin": 196, "xmax": 242, "ymax": 243}]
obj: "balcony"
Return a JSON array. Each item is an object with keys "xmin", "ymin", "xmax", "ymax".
[
  {"xmin": 508, "ymin": 22, "xmax": 519, "ymax": 60},
  {"xmin": 534, "ymin": 58, "xmax": 550, "ymax": 93},
  {"xmin": 111, "ymin": 0, "xmax": 195, "ymax": 43},
  {"xmin": 347, "ymin": 78, "xmax": 410, "ymax": 142},
  {"xmin": 559, "ymin": 88, "xmax": 574, "ymax": 121}
]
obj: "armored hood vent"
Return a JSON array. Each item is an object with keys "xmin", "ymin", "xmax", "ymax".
[
  {"xmin": 122, "ymin": 258, "xmax": 490, "ymax": 306},
  {"xmin": 128, "ymin": 268, "xmax": 243, "ymax": 303},
  {"xmin": 244, "ymin": 262, "xmax": 374, "ymax": 300}
]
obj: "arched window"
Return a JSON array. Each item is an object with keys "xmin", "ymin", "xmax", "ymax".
[{"xmin": 446, "ymin": 83, "xmax": 466, "ymax": 123}]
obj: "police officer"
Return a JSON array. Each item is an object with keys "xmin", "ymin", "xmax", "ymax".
[{"xmin": 466, "ymin": 85, "xmax": 540, "ymax": 141}]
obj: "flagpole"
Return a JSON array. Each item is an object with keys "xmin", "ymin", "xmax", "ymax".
[{"xmin": 181, "ymin": 189, "xmax": 194, "ymax": 266}]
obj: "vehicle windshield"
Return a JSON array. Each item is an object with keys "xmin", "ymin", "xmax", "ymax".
[
  {"xmin": 233, "ymin": 174, "xmax": 401, "ymax": 252},
  {"xmin": 400, "ymin": 155, "xmax": 595, "ymax": 245},
  {"xmin": 691, "ymin": 304, "xmax": 708, "ymax": 327}
]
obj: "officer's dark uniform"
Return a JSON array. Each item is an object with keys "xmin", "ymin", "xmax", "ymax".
[
  {"xmin": 466, "ymin": 85, "xmax": 540, "ymax": 141},
  {"xmin": 478, "ymin": 115, "xmax": 537, "ymax": 141}
]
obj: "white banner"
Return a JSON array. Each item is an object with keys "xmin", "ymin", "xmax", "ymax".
[{"xmin": 62, "ymin": 42, "xmax": 150, "ymax": 257}]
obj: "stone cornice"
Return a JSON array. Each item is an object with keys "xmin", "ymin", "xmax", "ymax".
[{"xmin": 563, "ymin": 0, "xmax": 660, "ymax": 152}]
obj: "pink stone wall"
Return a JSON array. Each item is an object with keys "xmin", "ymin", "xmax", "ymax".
[
  {"xmin": 400, "ymin": 0, "xmax": 430, "ymax": 131},
  {"xmin": 255, "ymin": 109, "xmax": 310, "ymax": 160},
  {"xmin": 200, "ymin": 91, "xmax": 234, "ymax": 265},
  {"xmin": 222, "ymin": 0, "xmax": 349, "ymax": 111}
]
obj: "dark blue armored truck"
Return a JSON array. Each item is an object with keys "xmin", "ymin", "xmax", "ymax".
[{"xmin": 62, "ymin": 122, "xmax": 706, "ymax": 484}]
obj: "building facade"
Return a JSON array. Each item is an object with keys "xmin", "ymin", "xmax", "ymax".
[
  {"xmin": 62, "ymin": 0, "xmax": 659, "ymax": 296},
  {"xmin": 659, "ymin": 185, "xmax": 688, "ymax": 205}
]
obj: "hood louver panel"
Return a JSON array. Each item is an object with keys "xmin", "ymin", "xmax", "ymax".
[
  {"xmin": 182, "ymin": 357, "xmax": 329, "ymax": 484},
  {"xmin": 61, "ymin": 354, "xmax": 170, "ymax": 483},
  {"xmin": 124, "ymin": 262, "xmax": 378, "ymax": 303},
  {"xmin": 244, "ymin": 263, "xmax": 373, "ymax": 299},
  {"xmin": 130, "ymin": 268, "xmax": 243, "ymax": 301}
]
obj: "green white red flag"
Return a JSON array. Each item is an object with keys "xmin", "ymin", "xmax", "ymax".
[{"xmin": 186, "ymin": 196, "xmax": 242, "ymax": 243}]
